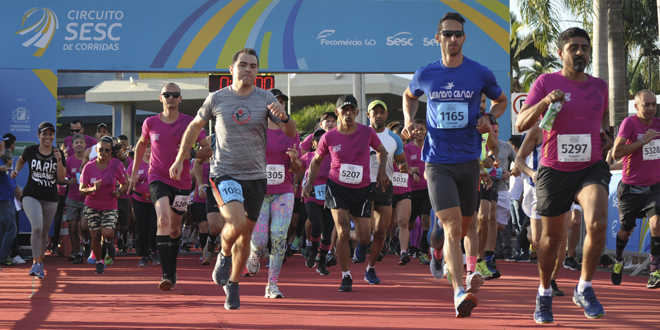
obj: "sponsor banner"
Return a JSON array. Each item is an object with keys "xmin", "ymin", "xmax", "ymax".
[
  {"xmin": 1, "ymin": 0, "xmax": 509, "ymax": 73},
  {"xmin": 607, "ymin": 171, "xmax": 652, "ymax": 254}
]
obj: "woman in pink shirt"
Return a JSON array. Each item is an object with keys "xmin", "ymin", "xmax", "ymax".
[{"xmin": 80, "ymin": 136, "xmax": 128, "ymax": 274}]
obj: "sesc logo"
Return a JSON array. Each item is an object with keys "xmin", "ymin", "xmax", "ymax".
[
  {"xmin": 386, "ymin": 32, "xmax": 413, "ymax": 46},
  {"xmin": 16, "ymin": 8, "xmax": 59, "ymax": 57}
]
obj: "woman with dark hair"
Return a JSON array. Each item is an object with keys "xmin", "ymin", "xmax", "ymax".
[
  {"xmin": 79, "ymin": 136, "xmax": 129, "ymax": 274},
  {"xmin": 10, "ymin": 122, "xmax": 66, "ymax": 278}
]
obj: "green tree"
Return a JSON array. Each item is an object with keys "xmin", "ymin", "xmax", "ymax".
[
  {"xmin": 56, "ymin": 101, "xmax": 65, "ymax": 128},
  {"xmin": 518, "ymin": 59, "xmax": 562, "ymax": 92},
  {"xmin": 291, "ymin": 102, "xmax": 335, "ymax": 134}
]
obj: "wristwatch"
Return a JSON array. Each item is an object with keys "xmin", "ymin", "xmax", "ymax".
[
  {"xmin": 489, "ymin": 155, "xmax": 496, "ymax": 161},
  {"xmin": 281, "ymin": 115, "xmax": 290, "ymax": 123},
  {"xmin": 190, "ymin": 149, "xmax": 197, "ymax": 159}
]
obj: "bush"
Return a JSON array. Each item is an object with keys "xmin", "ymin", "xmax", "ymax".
[{"xmin": 291, "ymin": 102, "xmax": 335, "ymax": 134}]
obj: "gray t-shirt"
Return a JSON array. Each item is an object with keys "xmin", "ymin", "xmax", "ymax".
[
  {"xmin": 197, "ymin": 87, "xmax": 281, "ymax": 180},
  {"xmin": 497, "ymin": 139, "xmax": 516, "ymax": 190}
]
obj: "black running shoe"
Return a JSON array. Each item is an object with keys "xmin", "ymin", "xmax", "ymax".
[
  {"xmin": 338, "ymin": 275, "xmax": 352, "ymax": 292},
  {"xmin": 224, "ymin": 282, "xmax": 240, "ymax": 310},
  {"xmin": 563, "ymin": 256, "xmax": 581, "ymax": 271},
  {"xmin": 158, "ymin": 277, "xmax": 173, "ymax": 291},
  {"xmin": 94, "ymin": 262, "xmax": 104, "ymax": 274},
  {"xmin": 316, "ymin": 264, "xmax": 330, "ymax": 276},
  {"xmin": 325, "ymin": 253, "xmax": 337, "ymax": 267},
  {"xmin": 551, "ymin": 280, "xmax": 564, "ymax": 296},
  {"xmin": 306, "ymin": 251, "xmax": 317, "ymax": 268},
  {"xmin": 399, "ymin": 251, "xmax": 411, "ymax": 265},
  {"xmin": 72, "ymin": 254, "xmax": 84, "ymax": 265}
]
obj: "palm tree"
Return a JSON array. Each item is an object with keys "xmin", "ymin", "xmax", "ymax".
[
  {"xmin": 510, "ymin": 12, "xmax": 547, "ymax": 92},
  {"xmin": 518, "ymin": 58, "xmax": 563, "ymax": 92},
  {"xmin": 608, "ymin": 0, "xmax": 627, "ymax": 130},
  {"xmin": 290, "ymin": 102, "xmax": 335, "ymax": 133}
]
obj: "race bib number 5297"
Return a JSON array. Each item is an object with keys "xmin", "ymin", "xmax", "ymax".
[{"xmin": 557, "ymin": 134, "xmax": 591, "ymax": 162}]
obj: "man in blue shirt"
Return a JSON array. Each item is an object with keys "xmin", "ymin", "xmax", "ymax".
[
  {"xmin": 0, "ymin": 139, "xmax": 18, "ymax": 267},
  {"xmin": 402, "ymin": 12, "xmax": 507, "ymax": 318}
]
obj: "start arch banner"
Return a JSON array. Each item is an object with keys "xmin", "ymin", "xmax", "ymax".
[{"xmin": 1, "ymin": 0, "xmax": 509, "ymax": 73}]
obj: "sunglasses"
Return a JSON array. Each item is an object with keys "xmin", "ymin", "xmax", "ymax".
[
  {"xmin": 99, "ymin": 147, "xmax": 112, "ymax": 154},
  {"xmin": 70, "ymin": 129, "xmax": 81, "ymax": 133},
  {"xmin": 162, "ymin": 92, "xmax": 180, "ymax": 98},
  {"xmin": 439, "ymin": 30, "xmax": 465, "ymax": 38}
]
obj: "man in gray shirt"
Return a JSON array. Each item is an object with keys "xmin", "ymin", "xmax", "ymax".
[
  {"xmin": 492, "ymin": 123, "xmax": 516, "ymax": 260},
  {"xmin": 171, "ymin": 48, "xmax": 296, "ymax": 310}
]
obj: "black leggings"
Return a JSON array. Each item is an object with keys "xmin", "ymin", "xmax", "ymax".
[
  {"xmin": 304, "ymin": 202, "xmax": 334, "ymax": 246},
  {"xmin": 133, "ymin": 198, "xmax": 157, "ymax": 257},
  {"xmin": 52, "ymin": 195, "xmax": 67, "ymax": 249}
]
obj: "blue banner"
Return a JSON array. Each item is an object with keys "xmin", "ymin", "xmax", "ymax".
[{"xmin": 607, "ymin": 171, "xmax": 652, "ymax": 254}]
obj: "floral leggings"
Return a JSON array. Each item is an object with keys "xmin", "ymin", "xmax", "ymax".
[{"xmin": 251, "ymin": 193, "xmax": 293, "ymax": 284}]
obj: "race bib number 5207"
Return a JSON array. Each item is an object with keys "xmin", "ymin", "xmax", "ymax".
[{"xmin": 339, "ymin": 164, "xmax": 363, "ymax": 185}]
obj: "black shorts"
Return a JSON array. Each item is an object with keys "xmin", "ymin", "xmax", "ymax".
[
  {"xmin": 393, "ymin": 191, "xmax": 411, "ymax": 209},
  {"xmin": 370, "ymin": 182, "xmax": 394, "ymax": 207},
  {"xmin": 192, "ymin": 202, "xmax": 208, "ymax": 223},
  {"xmin": 325, "ymin": 179, "xmax": 372, "ymax": 218},
  {"xmin": 210, "ymin": 175, "xmax": 267, "ymax": 222},
  {"xmin": 148, "ymin": 180, "xmax": 192, "ymax": 216},
  {"xmin": 117, "ymin": 198, "xmax": 131, "ymax": 227},
  {"xmin": 204, "ymin": 187, "xmax": 219, "ymax": 214},
  {"xmin": 480, "ymin": 177, "xmax": 500, "ymax": 201},
  {"xmin": 293, "ymin": 196, "xmax": 303, "ymax": 214},
  {"xmin": 616, "ymin": 180, "xmax": 660, "ymax": 232},
  {"xmin": 409, "ymin": 188, "xmax": 433, "ymax": 222},
  {"xmin": 536, "ymin": 160, "xmax": 611, "ymax": 217},
  {"xmin": 426, "ymin": 160, "xmax": 480, "ymax": 217}
]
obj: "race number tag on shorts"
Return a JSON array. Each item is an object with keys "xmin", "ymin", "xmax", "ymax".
[
  {"xmin": 339, "ymin": 164, "xmax": 363, "ymax": 184},
  {"xmin": 172, "ymin": 195, "xmax": 190, "ymax": 212},
  {"xmin": 392, "ymin": 172, "xmax": 408, "ymax": 187},
  {"xmin": 643, "ymin": 140, "xmax": 660, "ymax": 161},
  {"xmin": 436, "ymin": 102, "xmax": 468, "ymax": 129},
  {"xmin": 314, "ymin": 184, "xmax": 327, "ymax": 200},
  {"xmin": 266, "ymin": 164, "xmax": 285, "ymax": 185},
  {"xmin": 557, "ymin": 134, "xmax": 591, "ymax": 162},
  {"xmin": 218, "ymin": 180, "xmax": 244, "ymax": 204}
]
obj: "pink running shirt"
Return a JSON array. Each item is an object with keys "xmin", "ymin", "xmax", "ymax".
[
  {"xmin": 405, "ymin": 142, "xmax": 428, "ymax": 191},
  {"xmin": 301, "ymin": 150, "xmax": 332, "ymax": 205},
  {"xmin": 81, "ymin": 158, "xmax": 127, "ymax": 211},
  {"xmin": 617, "ymin": 116, "xmax": 660, "ymax": 186},
  {"xmin": 127, "ymin": 159, "xmax": 151, "ymax": 204},
  {"xmin": 66, "ymin": 155, "xmax": 85, "ymax": 202},
  {"xmin": 265, "ymin": 128, "xmax": 300, "ymax": 195}
]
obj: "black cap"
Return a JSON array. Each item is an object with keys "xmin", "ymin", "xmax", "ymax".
[
  {"xmin": 336, "ymin": 94, "xmax": 358, "ymax": 109},
  {"xmin": 319, "ymin": 111, "xmax": 337, "ymax": 123},
  {"xmin": 38, "ymin": 121, "xmax": 55, "ymax": 133},
  {"xmin": 312, "ymin": 128, "xmax": 326, "ymax": 140},
  {"xmin": 97, "ymin": 123, "xmax": 109, "ymax": 131},
  {"xmin": 270, "ymin": 89, "xmax": 289, "ymax": 102}
]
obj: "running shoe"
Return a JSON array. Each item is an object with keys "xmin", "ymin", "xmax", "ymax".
[
  {"xmin": 648, "ymin": 270, "xmax": 660, "ymax": 289},
  {"xmin": 551, "ymin": 280, "xmax": 564, "ymax": 296},
  {"xmin": 213, "ymin": 253, "xmax": 232, "ymax": 286},
  {"xmin": 94, "ymin": 262, "xmax": 104, "ymax": 274},
  {"xmin": 572, "ymin": 286, "xmax": 605, "ymax": 319},
  {"xmin": 352, "ymin": 243, "xmax": 367, "ymax": 263},
  {"xmin": 466, "ymin": 271, "xmax": 483, "ymax": 294},
  {"xmin": 203, "ymin": 238, "xmax": 215, "ymax": 262},
  {"xmin": 399, "ymin": 251, "xmax": 411, "ymax": 266},
  {"xmin": 611, "ymin": 259, "xmax": 623, "ymax": 285},
  {"xmin": 598, "ymin": 255, "xmax": 613, "ymax": 268},
  {"xmin": 157, "ymin": 277, "xmax": 173, "ymax": 291},
  {"xmin": 138, "ymin": 256, "xmax": 148, "ymax": 267},
  {"xmin": 377, "ymin": 252, "xmax": 385, "ymax": 261},
  {"xmin": 72, "ymin": 254, "xmax": 84, "ymax": 264},
  {"xmin": 29, "ymin": 263, "xmax": 39, "ymax": 276},
  {"xmin": 12, "ymin": 255, "xmax": 26, "ymax": 264},
  {"xmin": 339, "ymin": 275, "xmax": 353, "ymax": 292},
  {"xmin": 515, "ymin": 252, "xmax": 531, "ymax": 263},
  {"xmin": 475, "ymin": 260, "xmax": 493, "ymax": 279},
  {"xmin": 306, "ymin": 250, "xmax": 317, "ymax": 268},
  {"xmin": 454, "ymin": 290, "xmax": 477, "ymax": 318},
  {"xmin": 563, "ymin": 256, "xmax": 581, "ymax": 271},
  {"xmin": 444, "ymin": 263, "xmax": 452, "ymax": 284},
  {"xmin": 1, "ymin": 257, "xmax": 17, "ymax": 266},
  {"xmin": 623, "ymin": 260, "xmax": 639, "ymax": 270},
  {"xmin": 429, "ymin": 248, "xmax": 444, "ymax": 279},
  {"xmin": 265, "ymin": 282, "xmax": 284, "ymax": 299},
  {"xmin": 419, "ymin": 254, "xmax": 430, "ymax": 265},
  {"xmin": 326, "ymin": 253, "xmax": 337, "ymax": 267},
  {"xmin": 87, "ymin": 251, "xmax": 96, "ymax": 264},
  {"xmin": 37, "ymin": 263, "xmax": 45, "ymax": 278},
  {"xmin": 68, "ymin": 252, "xmax": 76, "ymax": 262},
  {"xmin": 224, "ymin": 282, "xmax": 240, "ymax": 310},
  {"xmin": 534, "ymin": 293, "xmax": 553, "ymax": 324},
  {"xmin": 484, "ymin": 256, "xmax": 501, "ymax": 279},
  {"xmin": 291, "ymin": 236, "xmax": 302, "ymax": 251},
  {"xmin": 83, "ymin": 243, "xmax": 91, "ymax": 259},
  {"xmin": 316, "ymin": 264, "xmax": 330, "ymax": 276},
  {"xmin": 151, "ymin": 252, "xmax": 161, "ymax": 265},
  {"xmin": 364, "ymin": 268, "xmax": 380, "ymax": 284},
  {"xmin": 104, "ymin": 254, "xmax": 113, "ymax": 266},
  {"xmin": 246, "ymin": 252, "xmax": 260, "ymax": 275},
  {"xmin": 181, "ymin": 243, "xmax": 191, "ymax": 253}
]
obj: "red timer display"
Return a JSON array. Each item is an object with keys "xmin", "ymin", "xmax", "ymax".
[{"xmin": 209, "ymin": 74, "xmax": 275, "ymax": 92}]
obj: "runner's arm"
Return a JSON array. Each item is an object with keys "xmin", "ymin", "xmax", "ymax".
[
  {"xmin": 488, "ymin": 92, "xmax": 508, "ymax": 119},
  {"xmin": 514, "ymin": 125, "xmax": 541, "ymax": 179},
  {"xmin": 302, "ymin": 153, "xmax": 324, "ymax": 198},
  {"xmin": 402, "ymin": 87, "xmax": 420, "ymax": 139},
  {"xmin": 171, "ymin": 115, "xmax": 209, "ymax": 180}
]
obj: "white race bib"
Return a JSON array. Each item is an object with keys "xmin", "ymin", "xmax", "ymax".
[
  {"xmin": 392, "ymin": 172, "xmax": 408, "ymax": 187},
  {"xmin": 642, "ymin": 140, "xmax": 660, "ymax": 161},
  {"xmin": 436, "ymin": 102, "xmax": 468, "ymax": 129},
  {"xmin": 557, "ymin": 134, "xmax": 591, "ymax": 162},
  {"xmin": 339, "ymin": 164, "xmax": 363, "ymax": 184},
  {"xmin": 172, "ymin": 195, "xmax": 190, "ymax": 212},
  {"xmin": 266, "ymin": 164, "xmax": 286, "ymax": 185}
]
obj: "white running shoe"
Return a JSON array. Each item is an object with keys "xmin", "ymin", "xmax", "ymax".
[
  {"xmin": 466, "ymin": 271, "xmax": 484, "ymax": 294},
  {"xmin": 13, "ymin": 255, "xmax": 26, "ymax": 264},
  {"xmin": 265, "ymin": 282, "xmax": 283, "ymax": 298},
  {"xmin": 246, "ymin": 252, "xmax": 260, "ymax": 276}
]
